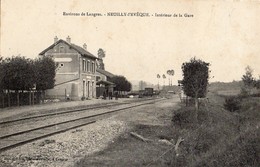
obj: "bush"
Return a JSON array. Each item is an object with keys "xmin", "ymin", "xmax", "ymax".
[
  {"xmin": 193, "ymin": 127, "xmax": 221, "ymax": 155},
  {"xmin": 172, "ymin": 107, "xmax": 196, "ymax": 127},
  {"xmin": 224, "ymin": 96, "xmax": 241, "ymax": 112},
  {"xmin": 250, "ymin": 93, "xmax": 260, "ymax": 97},
  {"xmin": 172, "ymin": 112, "xmax": 189, "ymax": 125},
  {"xmin": 197, "ymin": 128, "xmax": 260, "ymax": 167},
  {"xmin": 240, "ymin": 86, "xmax": 250, "ymax": 97}
]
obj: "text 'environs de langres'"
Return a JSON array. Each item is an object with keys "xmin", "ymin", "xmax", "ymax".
[{"xmin": 63, "ymin": 12, "xmax": 150, "ymax": 17}]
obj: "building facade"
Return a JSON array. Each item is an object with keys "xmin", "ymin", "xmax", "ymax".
[{"xmin": 39, "ymin": 36, "xmax": 98, "ymax": 100}]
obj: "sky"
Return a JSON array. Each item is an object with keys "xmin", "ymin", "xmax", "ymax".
[{"xmin": 1, "ymin": 0, "xmax": 260, "ymax": 85}]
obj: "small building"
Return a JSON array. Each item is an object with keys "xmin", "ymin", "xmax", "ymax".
[
  {"xmin": 39, "ymin": 36, "xmax": 98, "ymax": 100},
  {"xmin": 96, "ymin": 68, "xmax": 115, "ymax": 98},
  {"xmin": 95, "ymin": 55, "xmax": 116, "ymax": 98}
]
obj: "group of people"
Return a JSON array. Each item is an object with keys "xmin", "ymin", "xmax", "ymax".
[{"xmin": 103, "ymin": 90, "xmax": 118, "ymax": 100}]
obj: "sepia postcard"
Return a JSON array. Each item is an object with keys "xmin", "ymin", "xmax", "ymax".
[{"xmin": 0, "ymin": 0, "xmax": 259, "ymax": 166}]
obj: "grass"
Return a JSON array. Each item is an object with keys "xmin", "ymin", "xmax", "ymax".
[
  {"xmin": 217, "ymin": 90, "xmax": 241, "ymax": 96},
  {"xmin": 169, "ymin": 94, "xmax": 260, "ymax": 167},
  {"xmin": 74, "ymin": 93, "xmax": 260, "ymax": 167}
]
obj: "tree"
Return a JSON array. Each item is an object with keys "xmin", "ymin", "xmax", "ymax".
[
  {"xmin": 110, "ymin": 75, "xmax": 132, "ymax": 92},
  {"xmin": 2, "ymin": 56, "xmax": 36, "ymax": 106},
  {"xmin": 241, "ymin": 66, "xmax": 255, "ymax": 95},
  {"xmin": 181, "ymin": 57, "xmax": 210, "ymax": 119},
  {"xmin": 0, "ymin": 56, "xmax": 55, "ymax": 107},
  {"xmin": 97, "ymin": 48, "xmax": 105, "ymax": 70},
  {"xmin": 35, "ymin": 56, "xmax": 56, "ymax": 102},
  {"xmin": 167, "ymin": 69, "xmax": 174, "ymax": 86},
  {"xmin": 167, "ymin": 70, "xmax": 170, "ymax": 85},
  {"xmin": 97, "ymin": 48, "xmax": 106, "ymax": 59},
  {"xmin": 0, "ymin": 56, "xmax": 4, "ymax": 92},
  {"xmin": 162, "ymin": 74, "xmax": 166, "ymax": 88},
  {"xmin": 242, "ymin": 66, "xmax": 254, "ymax": 87},
  {"xmin": 0, "ymin": 56, "xmax": 4, "ymax": 107},
  {"xmin": 157, "ymin": 74, "xmax": 160, "ymax": 90},
  {"xmin": 1, "ymin": 58, "xmax": 10, "ymax": 106},
  {"xmin": 255, "ymin": 76, "xmax": 260, "ymax": 89}
]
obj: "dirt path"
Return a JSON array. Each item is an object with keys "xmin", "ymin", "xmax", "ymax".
[{"xmin": 74, "ymin": 96, "xmax": 180, "ymax": 167}]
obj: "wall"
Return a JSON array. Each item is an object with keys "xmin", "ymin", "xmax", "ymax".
[
  {"xmin": 45, "ymin": 81, "xmax": 79, "ymax": 100},
  {"xmin": 43, "ymin": 41, "xmax": 97, "ymax": 100}
]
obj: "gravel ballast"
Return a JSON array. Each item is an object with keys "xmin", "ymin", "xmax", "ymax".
[{"xmin": 0, "ymin": 119, "xmax": 127, "ymax": 167}]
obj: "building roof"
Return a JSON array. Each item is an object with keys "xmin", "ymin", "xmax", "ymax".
[
  {"xmin": 96, "ymin": 68, "xmax": 115, "ymax": 78},
  {"xmin": 96, "ymin": 80, "xmax": 115, "ymax": 86},
  {"xmin": 39, "ymin": 39, "xmax": 98, "ymax": 59}
]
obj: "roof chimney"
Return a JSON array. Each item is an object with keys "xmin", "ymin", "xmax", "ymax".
[
  {"xmin": 83, "ymin": 43, "xmax": 87, "ymax": 50},
  {"xmin": 66, "ymin": 36, "xmax": 71, "ymax": 44},
  {"xmin": 54, "ymin": 36, "xmax": 58, "ymax": 43}
]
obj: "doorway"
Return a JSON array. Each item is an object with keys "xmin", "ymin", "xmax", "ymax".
[
  {"xmin": 87, "ymin": 81, "xmax": 90, "ymax": 98},
  {"xmin": 83, "ymin": 80, "xmax": 86, "ymax": 97}
]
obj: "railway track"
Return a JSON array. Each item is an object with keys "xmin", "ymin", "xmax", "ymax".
[
  {"xmin": 0, "ymin": 103, "xmax": 121, "ymax": 125},
  {"xmin": 0, "ymin": 98, "xmax": 154, "ymax": 125},
  {"xmin": 0, "ymin": 98, "xmax": 164, "ymax": 153}
]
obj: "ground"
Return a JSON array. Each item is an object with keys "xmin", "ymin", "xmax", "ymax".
[
  {"xmin": 75, "ymin": 97, "xmax": 180, "ymax": 167},
  {"xmin": 74, "ymin": 93, "xmax": 260, "ymax": 167},
  {"xmin": 1, "ymin": 92, "xmax": 259, "ymax": 167},
  {"xmin": 0, "ymin": 96, "xmax": 181, "ymax": 167}
]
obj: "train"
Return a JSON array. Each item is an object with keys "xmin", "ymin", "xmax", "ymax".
[
  {"xmin": 139, "ymin": 88, "xmax": 155, "ymax": 97},
  {"xmin": 127, "ymin": 87, "xmax": 160, "ymax": 98}
]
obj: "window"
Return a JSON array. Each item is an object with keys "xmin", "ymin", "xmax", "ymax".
[
  {"xmin": 85, "ymin": 60, "xmax": 87, "ymax": 71},
  {"xmin": 87, "ymin": 61, "xmax": 90, "ymax": 72},
  {"xmin": 92, "ymin": 62, "xmax": 95, "ymax": 73},
  {"xmin": 59, "ymin": 46, "xmax": 65, "ymax": 53},
  {"xmin": 82, "ymin": 59, "xmax": 86, "ymax": 71},
  {"xmin": 86, "ymin": 60, "xmax": 88, "ymax": 72},
  {"xmin": 92, "ymin": 81, "xmax": 94, "ymax": 97}
]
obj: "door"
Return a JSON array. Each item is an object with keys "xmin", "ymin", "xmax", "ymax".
[
  {"xmin": 83, "ymin": 80, "xmax": 86, "ymax": 97},
  {"xmin": 87, "ymin": 81, "xmax": 90, "ymax": 98}
]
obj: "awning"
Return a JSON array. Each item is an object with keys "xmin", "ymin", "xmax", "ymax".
[{"xmin": 96, "ymin": 80, "xmax": 116, "ymax": 87}]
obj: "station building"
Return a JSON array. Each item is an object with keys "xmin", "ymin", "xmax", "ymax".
[{"xmin": 39, "ymin": 36, "xmax": 98, "ymax": 100}]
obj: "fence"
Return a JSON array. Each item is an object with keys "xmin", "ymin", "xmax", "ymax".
[{"xmin": 0, "ymin": 91, "xmax": 42, "ymax": 108}]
